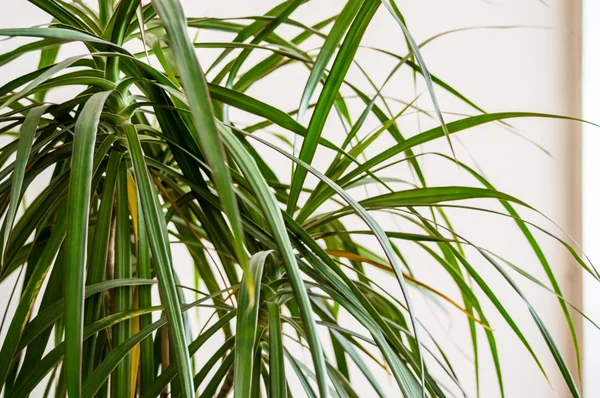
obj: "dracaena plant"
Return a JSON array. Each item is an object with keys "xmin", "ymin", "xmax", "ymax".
[{"xmin": 0, "ymin": 0, "xmax": 592, "ymax": 397}]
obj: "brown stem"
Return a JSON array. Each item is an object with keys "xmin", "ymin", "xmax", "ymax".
[{"xmin": 216, "ymin": 367, "xmax": 234, "ymax": 398}]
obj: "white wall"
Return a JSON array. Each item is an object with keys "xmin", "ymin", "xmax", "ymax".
[{"xmin": 0, "ymin": 1, "xmax": 586, "ymax": 397}]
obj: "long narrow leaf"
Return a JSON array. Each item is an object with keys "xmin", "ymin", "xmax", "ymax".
[
  {"xmin": 64, "ymin": 91, "xmax": 112, "ymax": 397},
  {"xmin": 1, "ymin": 104, "xmax": 50, "ymax": 265},
  {"xmin": 234, "ymin": 251, "xmax": 269, "ymax": 398},
  {"xmin": 124, "ymin": 123, "xmax": 195, "ymax": 397}
]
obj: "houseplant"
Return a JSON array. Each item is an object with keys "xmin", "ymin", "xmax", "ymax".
[{"xmin": 0, "ymin": 0, "xmax": 592, "ymax": 397}]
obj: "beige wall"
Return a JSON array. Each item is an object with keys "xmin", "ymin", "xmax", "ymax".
[{"xmin": 0, "ymin": 1, "xmax": 585, "ymax": 397}]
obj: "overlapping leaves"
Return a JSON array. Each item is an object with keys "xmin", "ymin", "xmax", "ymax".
[{"xmin": 0, "ymin": 1, "xmax": 591, "ymax": 397}]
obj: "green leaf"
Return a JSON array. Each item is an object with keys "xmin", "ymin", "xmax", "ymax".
[
  {"xmin": 82, "ymin": 150, "xmax": 123, "ymax": 377},
  {"xmin": 268, "ymin": 301, "xmax": 286, "ymax": 398},
  {"xmin": 136, "ymin": 175, "xmax": 155, "ymax": 394},
  {"xmin": 234, "ymin": 251, "xmax": 270, "ymax": 398},
  {"xmin": 111, "ymin": 161, "xmax": 133, "ymax": 398},
  {"xmin": 1, "ymin": 104, "xmax": 50, "ymax": 266},
  {"xmin": 306, "ymin": 186, "xmax": 529, "ymax": 229},
  {"xmin": 0, "ymin": 55, "xmax": 81, "ymax": 109},
  {"xmin": 0, "ymin": 27, "xmax": 119, "ymax": 47},
  {"xmin": 0, "ymin": 39, "xmax": 61, "ymax": 68},
  {"xmin": 64, "ymin": 91, "xmax": 112, "ymax": 398},
  {"xmin": 105, "ymin": 0, "xmax": 141, "ymax": 81},
  {"xmin": 34, "ymin": 45, "xmax": 60, "ymax": 102}
]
